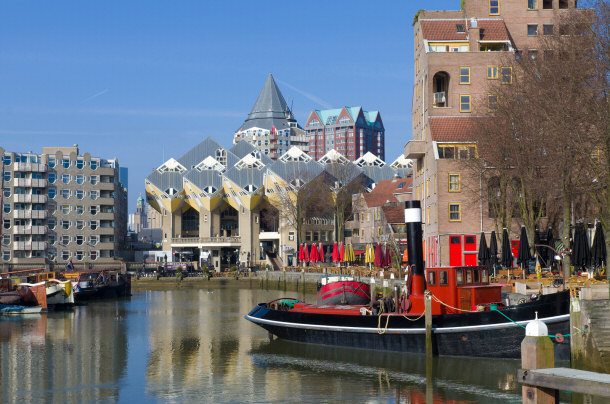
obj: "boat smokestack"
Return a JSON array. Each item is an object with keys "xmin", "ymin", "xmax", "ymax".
[{"xmin": 405, "ymin": 200, "xmax": 425, "ymax": 296}]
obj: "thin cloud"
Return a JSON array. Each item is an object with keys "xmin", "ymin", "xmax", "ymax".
[
  {"xmin": 83, "ymin": 88, "xmax": 109, "ymax": 102},
  {"xmin": 276, "ymin": 79, "xmax": 333, "ymax": 109},
  {"xmin": 3, "ymin": 106, "xmax": 244, "ymax": 118}
]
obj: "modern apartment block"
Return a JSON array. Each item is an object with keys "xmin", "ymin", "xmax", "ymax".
[
  {"xmin": 404, "ymin": 0, "xmax": 580, "ymax": 267},
  {"xmin": 233, "ymin": 74, "xmax": 308, "ymax": 160},
  {"xmin": 304, "ymin": 107, "xmax": 385, "ymax": 161},
  {"xmin": 0, "ymin": 145, "xmax": 127, "ymax": 269}
]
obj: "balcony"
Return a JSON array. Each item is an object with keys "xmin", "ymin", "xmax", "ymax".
[
  {"xmin": 171, "ymin": 236, "xmax": 241, "ymax": 247},
  {"xmin": 13, "ymin": 163, "xmax": 47, "ymax": 172},
  {"xmin": 13, "ymin": 210, "xmax": 47, "ymax": 219},
  {"xmin": 98, "ymin": 182, "xmax": 115, "ymax": 191},
  {"xmin": 12, "ymin": 241, "xmax": 47, "ymax": 250},
  {"xmin": 97, "ymin": 227, "xmax": 115, "ymax": 235},
  {"xmin": 12, "ymin": 194, "xmax": 47, "ymax": 204},
  {"xmin": 12, "ymin": 178, "xmax": 48, "ymax": 188},
  {"xmin": 13, "ymin": 225, "xmax": 47, "ymax": 235},
  {"xmin": 404, "ymin": 139, "xmax": 427, "ymax": 159}
]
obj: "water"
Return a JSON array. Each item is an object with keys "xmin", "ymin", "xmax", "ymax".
[{"xmin": 1, "ymin": 286, "xmax": 533, "ymax": 403}]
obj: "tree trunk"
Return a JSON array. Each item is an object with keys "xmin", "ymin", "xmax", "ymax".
[{"xmin": 562, "ymin": 190, "xmax": 572, "ymax": 278}]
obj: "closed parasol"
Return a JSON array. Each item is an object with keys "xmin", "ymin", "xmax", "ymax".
[
  {"xmin": 501, "ymin": 228, "xmax": 513, "ymax": 268},
  {"xmin": 477, "ymin": 232, "xmax": 490, "ymax": 266},
  {"xmin": 517, "ymin": 226, "xmax": 532, "ymax": 272},
  {"xmin": 591, "ymin": 222, "xmax": 607, "ymax": 270}
]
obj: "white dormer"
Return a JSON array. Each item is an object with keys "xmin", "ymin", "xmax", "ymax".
[
  {"xmin": 279, "ymin": 146, "xmax": 312, "ymax": 163},
  {"xmin": 319, "ymin": 149, "xmax": 349, "ymax": 165},
  {"xmin": 157, "ymin": 158, "xmax": 187, "ymax": 173},
  {"xmin": 235, "ymin": 153, "xmax": 264, "ymax": 170},
  {"xmin": 390, "ymin": 154, "xmax": 413, "ymax": 170},
  {"xmin": 195, "ymin": 156, "xmax": 225, "ymax": 172},
  {"xmin": 355, "ymin": 152, "xmax": 386, "ymax": 168}
]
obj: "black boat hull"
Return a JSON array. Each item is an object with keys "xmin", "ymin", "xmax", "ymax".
[
  {"xmin": 74, "ymin": 284, "xmax": 130, "ymax": 302},
  {"xmin": 245, "ymin": 290, "xmax": 570, "ymax": 359}
]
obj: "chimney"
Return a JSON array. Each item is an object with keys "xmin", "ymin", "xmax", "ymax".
[
  {"xmin": 468, "ymin": 18, "xmax": 480, "ymax": 51},
  {"xmin": 405, "ymin": 200, "xmax": 425, "ymax": 296}
]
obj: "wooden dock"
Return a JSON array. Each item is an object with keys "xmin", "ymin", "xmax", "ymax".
[{"xmin": 518, "ymin": 367, "xmax": 610, "ymax": 398}]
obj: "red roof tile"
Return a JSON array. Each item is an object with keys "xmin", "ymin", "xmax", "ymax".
[
  {"xmin": 381, "ymin": 205, "xmax": 404, "ymax": 224},
  {"xmin": 363, "ymin": 177, "xmax": 412, "ymax": 208},
  {"xmin": 420, "ymin": 20, "xmax": 510, "ymax": 42},
  {"xmin": 429, "ymin": 116, "xmax": 486, "ymax": 142}
]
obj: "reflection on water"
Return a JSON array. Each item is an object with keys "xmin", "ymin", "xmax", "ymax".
[{"xmin": 2, "ymin": 286, "xmax": 577, "ymax": 403}]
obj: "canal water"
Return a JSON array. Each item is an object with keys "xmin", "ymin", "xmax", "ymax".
[{"xmin": 0, "ymin": 286, "xmax": 537, "ymax": 403}]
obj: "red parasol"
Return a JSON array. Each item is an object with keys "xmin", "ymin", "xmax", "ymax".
[
  {"xmin": 374, "ymin": 243, "xmax": 383, "ymax": 267},
  {"xmin": 340, "ymin": 243, "xmax": 345, "ymax": 262},
  {"xmin": 298, "ymin": 244, "xmax": 305, "ymax": 261},
  {"xmin": 310, "ymin": 244, "xmax": 318, "ymax": 263},
  {"xmin": 384, "ymin": 245, "xmax": 392, "ymax": 267},
  {"xmin": 319, "ymin": 243, "xmax": 325, "ymax": 263},
  {"xmin": 303, "ymin": 243, "xmax": 309, "ymax": 262},
  {"xmin": 332, "ymin": 242, "xmax": 339, "ymax": 263}
]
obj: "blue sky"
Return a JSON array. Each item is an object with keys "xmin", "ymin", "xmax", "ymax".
[{"xmin": 0, "ymin": 0, "xmax": 456, "ymax": 211}]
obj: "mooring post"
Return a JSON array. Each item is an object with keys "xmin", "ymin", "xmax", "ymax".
[
  {"xmin": 370, "ymin": 277, "xmax": 376, "ymax": 305},
  {"xmin": 521, "ymin": 313, "xmax": 558, "ymax": 404},
  {"xmin": 265, "ymin": 269, "xmax": 269, "ymax": 290},
  {"xmin": 569, "ymin": 288, "xmax": 584, "ymax": 366},
  {"xmin": 301, "ymin": 269, "xmax": 306, "ymax": 295},
  {"xmin": 282, "ymin": 268, "xmax": 286, "ymax": 291},
  {"xmin": 425, "ymin": 289, "xmax": 433, "ymax": 359}
]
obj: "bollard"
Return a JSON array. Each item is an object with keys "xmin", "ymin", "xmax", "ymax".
[
  {"xmin": 301, "ymin": 269, "xmax": 306, "ymax": 295},
  {"xmin": 424, "ymin": 290, "xmax": 433, "ymax": 359},
  {"xmin": 521, "ymin": 313, "xmax": 558, "ymax": 404}
]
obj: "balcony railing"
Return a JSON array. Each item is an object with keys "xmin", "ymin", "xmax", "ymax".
[
  {"xmin": 13, "ymin": 225, "xmax": 47, "ymax": 235},
  {"xmin": 433, "ymin": 91, "xmax": 446, "ymax": 104},
  {"xmin": 171, "ymin": 236, "xmax": 241, "ymax": 245},
  {"xmin": 12, "ymin": 241, "xmax": 47, "ymax": 250},
  {"xmin": 13, "ymin": 210, "xmax": 47, "ymax": 219},
  {"xmin": 12, "ymin": 178, "xmax": 48, "ymax": 188},
  {"xmin": 12, "ymin": 194, "xmax": 47, "ymax": 204},
  {"xmin": 13, "ymin": 163, "xmax": 47, "ymax": 172}
]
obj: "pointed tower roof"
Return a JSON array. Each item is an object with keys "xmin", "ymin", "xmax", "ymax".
[{"xmin": 237, "ymin": 74, "xmax": 299, "ymax": 132}]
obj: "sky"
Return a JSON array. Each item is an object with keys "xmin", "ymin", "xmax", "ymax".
[{"xmin": 0, "ymin": 0, "xmax": 457, "ymax": 212}]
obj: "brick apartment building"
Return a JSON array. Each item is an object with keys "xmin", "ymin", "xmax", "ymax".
[
  {"xmin": 304, "ymin": 107, "xmax": 385, "ymax": 161},
  {"xmin": 404, "ymin": 0, "xmax": 581, "ymax": 267}
]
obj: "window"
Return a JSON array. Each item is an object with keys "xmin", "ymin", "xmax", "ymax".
[
  {"xmin": 3, "ymin": 219, "xmax": 10, "ymax": 229},
  {"xmin": 76, "ymin": 205, "xmax": 84, "ymax": 215},
  {"xmin": 48, "ymin": 218, "xmax": 56, "ymax": 230},
  {"xmin": 528, "ymin": 24, "xmax": 538, "ymax": 36},
  {"xmin": 90, "ymin": 206, "xmax": 98, "ymax": 215},
  {"xmin": 501, "ymin": 67, "xmax": 512, "ymax": 84},
  {"xmin": 48, "ymin": 157, "xmax": 56, "ymax": 168},
  {"xmin": 61, "ymin": 220, "xmax": 70, "ymax": 230},
  {"xmin": 428, "ymin": 271, "xmax": 436, "ymax": 286},
  {"xmin": 75, "ymin": 235, "xmax": 84, "ymax": 245},
  {"xmin": 449, "ymin": 203, "xmax": 461, "ymax": 221},
  {"xmin": 3, "ymin": 203, "xmax": 10, "ymax": 214},
  {"xmin": 61, "ymin": 205, "xmax": 70, "ymax": 214},
  {"xmin": 90, "ymin": 220, "xmax": 98, "ymax": 230},
  {"xmin": 488, "ymin": 94, "xmax": 498, "ymax": 111},
  {"xmin": 559, "ymin": 0, "xmax": 568, "ymax": 8},
  {"xmin": 449, "ymin": 174, "xmax": 461, "ymax": 192},
  {"xmin": 48, "ymin": 188, "xmax": 57, "ymax": 199},
  {"xmin": 489, "ymin": 0, "xmax": 499, "ymax": 15},
  {"xmin": 75, "ymin": 250, "xmax": 84, "ymax": 261},
  {"xmin": 76, "ymin": 160, "xmax": 85, "ymax": 169},
  {"xmin": 460, "ymin": 95, "xmax": 471, "ymax": 112},
  {"xmin": 2, "ymin": 155, "xmax": 12, "ymax": 165},
  {"xmin": 3, "ymin": 188, "xmax": 9, "ymax": 198},
  {"xmin": 48, "ymin": 173, "xmax": 56, "ymax": 183},
  {"xmin": 543, "ymin": 0, "xmax": 552, "ymax": 8},
  {"xmin": 61, "ymin": 235, "xmax": 70, "ymax": 246},
  {"xmin": 90, "ymin": 190, "xmax": 99, "ymax": 200},
  {"xmin": 61, "ymin": 174, "xmax": 71, "ymax": 184},
  {"xmin": 61, "ymin": 158, "xmax": 70, "ymax": 169},
  {"xmin": 76, "ymin": 220, "xmax": 84, "ymax": 230},
  {"xmin": 61, "ymin": 189, "xmax": 71, "ymax": 199},
  {"xmin": 75, "ymin": 175, "xmax": 85, "ymax": 184},
  {"xmin": 48, "ymin": 234, "xmax": 56, "ymax": 245},
  {"xmin": 89, "ymin": 235, "xmax": 98, "ymax": 246},
  {"xmin": 3, "ymin": 171, "xmax": 11, "ymax": 182},
  {"xmin": 75, "ymin": 190, "xmax": 84, "ymax": 200},
  {"xmin": 61, "ymin": 250, "xmax": 71, "ymax": 260},
  {"xmin": 90, "ymin": 250, "xmax": 98, "ymax": 261},
  {"xmin": 2, "ymin": 251, "xmax": 10, "ymax": 261},
  {"xmin": 439, "ymin": 270, "xmax": 449, "ymax": 285},
  {"xmin": 90, "ymin": 175, "xmax": 99, "ymax": 185},
  {"xmin": 487, "ymin": 66, "xmax": 498, "ymax": 79},
  {"xmin": 528, "ymin": 0, "xmax": 537, "ymax": 9},
  {"xmin": 459, "ymin": 67, "xmax": 470, "ymax": 84}
]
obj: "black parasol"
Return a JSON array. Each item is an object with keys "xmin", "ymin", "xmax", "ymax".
[
  {"xmin": 489, "ymin": 230, "xmax": 499, "ymax": 269},
  {"xmin": 591, "ymin": 222, "xmax": 607, "ymax": 270},
  {"xmin": 501, "ymin": 228, "xmax": 513, "ymax": 268},
  {"xmin": 572, "ymin": 223, "xmax": 591, "ymax": 271},
  {"xmin": 478, "ymin": 232, "xmax": 490, "ymax": 266},
  {"xmin": 517, "ymin": 226, "xmax": 532, "ymax": 271}
]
